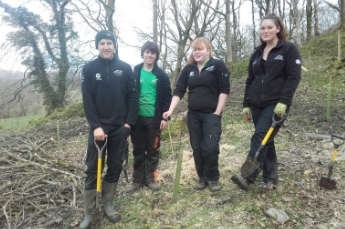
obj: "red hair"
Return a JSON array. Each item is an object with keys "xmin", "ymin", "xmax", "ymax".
[{"xmin": 186, "ymin": 38, "xmax": 212, "ymax": 65}]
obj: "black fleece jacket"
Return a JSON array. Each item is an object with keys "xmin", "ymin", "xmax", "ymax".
[
  {"xmin": 81, "ymin": 55, "xmax": 138, "ymax": 130},
  {"xmin": 243, "ymin": 39, "xmax": 301, "ymax": 108},
  {"xmin": 174, "ymin": 57, "xmax": 230, "ymax": 113},
  {"xmin": 133, "ymin": 63, "xmax": 172, "ymax": 128}
]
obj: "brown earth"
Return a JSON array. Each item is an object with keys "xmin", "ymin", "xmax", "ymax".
[{"xmin": 1, "ymin": 75, "xmax": 345, "ymax": 228}]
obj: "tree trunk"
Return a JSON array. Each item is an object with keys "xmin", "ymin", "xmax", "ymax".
[
  {"xmin": 251, "ymin": 0, "xmax": 256, "ymax": 49},
  {"xmin": 306, "ymin": 0, "xmax": 312, "ymax": 41},
  {"xmin": 153, "ymin": 0, "xmax": 158, "ymax": 44},
  {"xmin": 340, "ymin": 0, "xmax": 345, "ymax": 31},
  {"xmin": 313, "ymin": 0, "xmax": 320, "ymax": 36},
  {"xmin": 292, "ymin": 0, "xmax": 302, "ymax": 46},
  {"xmin": 226, "ymin": 0, "xmax": 233, "ymax": 64}
]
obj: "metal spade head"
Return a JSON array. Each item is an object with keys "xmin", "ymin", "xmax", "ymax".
[
  {"xmin": 319, "ymin": 163, "xmax": 337, "ymax": 190},
  {"xmin": 319, "ymin": 177, "xmax": 337, "ymax": 190},
  {"xmin": 241, "ymin": 157, "xmax": 260, "ymax": 178}
]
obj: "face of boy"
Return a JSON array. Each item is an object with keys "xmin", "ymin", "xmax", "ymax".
[
  {"xmin": 97, "ymin": 39, "xmax": 115, "ymax": 60},
  {"xmin": 143, "ymin": 49, "xmax": 157, "ymax": 65}
]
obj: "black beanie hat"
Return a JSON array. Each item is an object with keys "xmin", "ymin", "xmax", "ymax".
[{"xmin": 95, "ymin": 30, "xmax": 116, "ymax": 49}]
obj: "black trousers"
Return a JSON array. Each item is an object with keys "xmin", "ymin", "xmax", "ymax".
[
  {"xmin": 187, "ymin": 111, "xmax": 222, "ymax": 182},
  {"xmin": 245, "ymin": 104, "xmax": 288, "ymax": 184},
  {"xmin": 130, "ymin": 116, "xmax": 161, "ymax": 184},
  {"xmin": 84, "ymin": 125, "xmax": 130, "ymax": 190}
]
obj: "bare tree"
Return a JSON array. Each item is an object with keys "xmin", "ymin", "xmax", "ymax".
[
  {"xmin": 307, "ymin": 0, "xmax": 313, "ymax": 40},
  {"xmin": 0, "ymin": 0, "xmax": 78, "ymax": 114},
  {"xmin": 341, "ymin": 0, "xmax": 345, "ymax": 30},
  {"xmin": 314, "ymin": 0, "xmax": 320, "ymax": 35},
  {"xmin": 153, "ymin": 0, "xmax": 158, "ymax": 43},
  {"xmin": 71, "ymin": 0, "xmax": 119, "ymax": 55}
]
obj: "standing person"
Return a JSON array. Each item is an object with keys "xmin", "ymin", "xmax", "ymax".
[
  {"xmin": 79, "ymin": 30, "xmax": 138, "ymax": 229},
  {"xmin": 128, "ymin": 41, "xmax": 172, "ymax": 193},
  {"xmin": 163, "ymin": 37, "xmax": 230, "ymax": 192},
  {"xmin": 231, "ymin": 13, "xmax": 301, "ymax": 191}
]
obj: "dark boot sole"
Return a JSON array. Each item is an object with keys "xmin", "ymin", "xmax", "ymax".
[{"xmin": 231, "ymin": 175, "xmax": 249, "ymax": 191}]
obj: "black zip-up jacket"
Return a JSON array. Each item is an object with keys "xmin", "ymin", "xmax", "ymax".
[
  {"xmin": 133, "ymin": 63, "xmax": 172, "ymax": 128},
  {"xmin": 243, "ymin": 39, "xmax": 301, "ymax": 108},
  {"xmin": 174, "ymin": 57, "xmax": 230, "ymax": 113},
  {"xmin": 81, "ymin": 55, "xmax": 138, "ymax": 130}
]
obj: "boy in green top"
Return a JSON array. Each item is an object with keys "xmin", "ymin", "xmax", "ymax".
[{"xmin": 128, "ymin": 41, "xmax": 172, "ymax": 192}]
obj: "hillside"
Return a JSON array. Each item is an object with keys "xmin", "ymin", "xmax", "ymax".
[{"xmin": 0, "ymin": 31, "xmax": 345, "ymax": 228}]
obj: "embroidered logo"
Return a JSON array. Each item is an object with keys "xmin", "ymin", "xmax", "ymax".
[
  {"xmin": 295, "ymin": 59, "xmax": 301, "ymax": 65},
  {"xmin": 253, "ymin": 59, "xmax": 258, "ymax": 65},
  {"xmin": 274, "ymin": 55, "xmax": 284, "ymax": 60},
  {"xmin": 113, "ymin": 70, "xmax": 123, "ymax": 76},
  {"xmin": 189, "ymin": 72, "xmax": 195, "ymax": 77},
  {"xmin": 205, "ymin": 65, "xmax": 214, "ymax": 71},
  {"xmin": 95, "ymin": 73, "xmax": 102, "ymax": 80}
]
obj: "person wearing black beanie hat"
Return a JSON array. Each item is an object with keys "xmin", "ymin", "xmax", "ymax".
[
  {"xmin": 95, "ymin": 30, "xmax": 116, "ymax": 49},
  {"xmin": 78, "ymin": 29, "xmax": 138, "ymax": 229}
]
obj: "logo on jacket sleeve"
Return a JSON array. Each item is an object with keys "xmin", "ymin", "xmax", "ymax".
[
  {"xmin": 295, "ymin": 59, "xmax": 301, "ymax": 65},
  {"xmin": 274, "ymin": 55, "xmax": 284, "ymax": 60},
  {"xmin": 113, "ymin": 70, "xmax": 123, "ymax": 76},
  {"xmin": 95, "ymin": 73, "xmax": 102, "ymax": 80}
]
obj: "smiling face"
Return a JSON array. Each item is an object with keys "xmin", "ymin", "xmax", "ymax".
[
  {"xmin": 260, "ymin": 19, "xmax": 280, "ymax": 44},
  {"xmin": 143, "ymin": 49, "xmax": 157, "ymax": 66},
  {"xmin": 97, "ymin": 38, "xmax": 114, "ymax": 60},
  {"xmin": 192, "ymin": 43, "xmax": 211, "ymax": 65}
]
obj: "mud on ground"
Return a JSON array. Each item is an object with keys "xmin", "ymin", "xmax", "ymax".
[{"xmin": 1, "ymin": 77, "xmax": 345, "ymax": 228}]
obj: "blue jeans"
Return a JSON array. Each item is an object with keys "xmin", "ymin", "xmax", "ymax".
[
  {"xmin": 84, "ymin": 125, "xmax": 130, "ymax": 190},
  {"xmin": 187, "ymin": 111, "xmax": 222, "ymax": 181},
  {"xmin": 245, "ymin": 104, "xmax": 288, "ymax": 184}
]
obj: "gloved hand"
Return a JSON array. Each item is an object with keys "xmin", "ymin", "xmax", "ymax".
[
  {"xmin": 242, "ymin": 107, "xmax": 251, "ymax": 121},
  {"xmin": 274, "ymin": 103, "xmax": 287, "ymax": 117}
]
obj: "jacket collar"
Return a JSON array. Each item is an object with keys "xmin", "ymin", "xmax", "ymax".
[
  {"xmin": 191, "ymin": 57, "xmax": 214, "ymax": 68},
  {"xmin": 134, "ymin": 62, "xmax": 160, "ymax": 76},
  {"xmin": 97, "ymin": 54, "xmax": 117, "ymax": 63},
  {"xmin": 255, "ymin": 39, "xmax": 285, "ymax": 52}
]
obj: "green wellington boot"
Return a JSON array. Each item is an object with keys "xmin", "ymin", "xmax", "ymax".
[
  {"xmin": 102, "ymin": 181, "xmax": 121, "ymax": 223},
  {"xmin": 78, "ymin": 189, "xmax": 96, "ymax": 229}
]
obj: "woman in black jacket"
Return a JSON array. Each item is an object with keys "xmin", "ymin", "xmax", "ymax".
[
  {"xmin": 163, "ymin": 38, "xmax": 230, "ymax": 192},
  {"xmin": 231, "ymin": 13, "xmax": 301, "ymax": 191}
]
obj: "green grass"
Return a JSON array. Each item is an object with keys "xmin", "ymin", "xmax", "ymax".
[{"xmin": 0, "ymin": 114, "xmax": 45, "ymax": 130}]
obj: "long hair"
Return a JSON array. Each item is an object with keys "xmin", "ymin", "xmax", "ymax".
[
  {"xmin": 260, "ymin": 13, "xmax": 288, "ymax": 43},
  {"xmin": 186, "ymin": 38, "xmax": 212, "ymax": 65}
]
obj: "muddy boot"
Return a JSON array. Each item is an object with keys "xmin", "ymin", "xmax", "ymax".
[
  {"xmin": 102, "ymin": 181, "xmax": 121, "ymax": 223},
  {"xmin": 78, "ymin": 189, "xmax": 96, "ymax": 229},
  {"xmin": 231, "ymin": 174, "xmax": 250, "ymax": 191},
  {"xmin": 126, "ymin": 183, "xmax": 144, "ymax": 193}
]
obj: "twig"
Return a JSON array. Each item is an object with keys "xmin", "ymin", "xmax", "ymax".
[
  {"xmin": 3, "ymin": 199, "xmax": 10, "ymax": 229},
  {"xmin": 71, "ymin": 182, "xmax": 76, "ymax": 207},
  {"xmin": 4, "ymin": 150, "xmax": 81, "ymax": 178}
]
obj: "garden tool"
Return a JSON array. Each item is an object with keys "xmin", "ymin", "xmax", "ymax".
[
  {"xmin": 241, "ymin": 113, "xmax": 287, "ymax": 177},
  {"xmin": 319, "ymin": 134, "xmax": 345, "ymax": 190},
  {"xmin": 95, "ymin": 135, "xmax": 108, "ymax": 209}
]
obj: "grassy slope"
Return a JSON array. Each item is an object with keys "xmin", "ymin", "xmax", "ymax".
[
  {"xmin": 92, "ymin": 31, "xmax": 345, "ymax": 229},
  {"xmin": 3, "ymin": 31, "xmax": 344, "ymax": 228}
]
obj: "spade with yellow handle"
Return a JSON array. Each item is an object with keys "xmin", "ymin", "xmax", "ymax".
[
  {"xmin": 94, "ymin": 135, "xmax": 108, "ymax": 209},
  {"xmin": 319, "ymin": 134, "xmax": 344, "ymax": 190}
]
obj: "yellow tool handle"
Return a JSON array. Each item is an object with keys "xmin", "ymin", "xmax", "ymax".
[
  {"xmin": 262, "ymin": 127, "xmax": 274, "ymax": 145},
  {"xmin": 331, "ymin": 148, "xmax": 338, "ymax": 162},
  {"xmin": 96, "ymin": 158, "xmax": 102, "ymax": 191}
]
